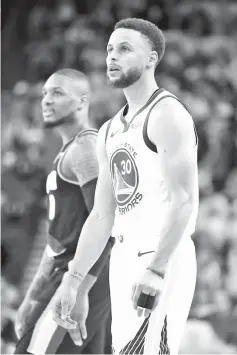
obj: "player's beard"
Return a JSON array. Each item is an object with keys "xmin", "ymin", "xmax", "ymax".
[
  {"xmin": 107, "ymin": 66, "xmax": 143, "ymax": 88},
  {"xmin": 44, "ymin": 115, "xmax": 74, "ymax": 129}
]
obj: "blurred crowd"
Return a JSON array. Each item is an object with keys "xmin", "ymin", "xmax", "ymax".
[{"xmin": 1, "ymin": 0, "xmax": 237, "ymax": 353}]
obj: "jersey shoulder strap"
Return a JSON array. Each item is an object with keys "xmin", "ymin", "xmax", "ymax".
[
  {"xmin": 76, "ymin": 128, "xmax": 98, "ymax": 139},
  {"xmin": 105, "ymin": 119, "xmax": 113, "ymax": 145},
  {"xmin": 104, "ymin": 107, "xmax": 126, "ymax": 146}
]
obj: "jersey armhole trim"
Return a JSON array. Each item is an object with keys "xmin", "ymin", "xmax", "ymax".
[
  {"xmin": 77, "ymin": 128, "xmax": 98, "ymax": 138},
  {"xmin": 57, "ymin": 159, "xmax": 80, "ymax": 186},
  {"xmin": 193, "ymin": 122, "xmax": 198, "ymax": 146},
  {"xmin": 143, "ymin": 94, "xmax": 197, "ymax": 152},
  {"xmin": 105, "ymin": 118, "xmax": 114, "ymax": 146}
]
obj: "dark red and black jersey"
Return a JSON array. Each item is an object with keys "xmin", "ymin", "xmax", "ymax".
[
  {"xmin": 46, "ymin": 128, "xmax": 98, "ymax": 272},
  {"xmin": 16, "ymin": 129, "xmax": 113, "ymax": 351}
]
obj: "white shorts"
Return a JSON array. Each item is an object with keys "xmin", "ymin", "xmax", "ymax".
[
  {"xmin": 27, "ymin": 290, "xmax": 65, "ymax": 354},
  {"xmin": 109, "ymin": 237, "xmax": 196, "ymax": 355}
]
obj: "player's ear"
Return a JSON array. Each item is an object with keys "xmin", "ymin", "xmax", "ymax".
[
  {"xmin": 77, "ymin": 95, "xmax": 89, "ymax": 110},
  {"xmin": 147, "ymin": 51, "xmax": 158, "ymax": 69}
]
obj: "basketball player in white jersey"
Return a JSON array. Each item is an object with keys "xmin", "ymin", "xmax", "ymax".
[{"xmin": 52, "ymin": 18, "xmax": 199, "ymax": 355}]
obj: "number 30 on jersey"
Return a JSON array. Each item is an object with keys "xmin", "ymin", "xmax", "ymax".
[{"xmin": 110, "ymin": 148, "xmax": 139, "ymax": 206}]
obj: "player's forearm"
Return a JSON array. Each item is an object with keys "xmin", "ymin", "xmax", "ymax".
[
  {"xmin": 148, "ymin": 198, "xmax": 193, "ymax": 274},
  {"xmin": 65, "ymin": 209, "xmax": 114, "ymax": 289},
  {"xmin": 88, "ymin": 236, "xmax": 114, "ymax": 277},
  {"xmin": 65, "ymin": 237, "xmax": 114, "ymax": 293},
  {"xmin": 25, "ymin": 247, "xmax": 55, "ymax": 301}
]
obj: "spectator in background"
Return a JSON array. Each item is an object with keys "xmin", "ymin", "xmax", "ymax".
[{"xmin": 1, "ymin": 82, "xmax": 47, "ymax": 286}]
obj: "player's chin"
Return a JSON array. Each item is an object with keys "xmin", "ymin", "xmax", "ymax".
[
  {"xmin": 107, "ymin": 76, "xmax": 124, "ymax": 89},
  {"xmin": 43, "ymin": 117, "xmax": 60, "ymax": 129}
]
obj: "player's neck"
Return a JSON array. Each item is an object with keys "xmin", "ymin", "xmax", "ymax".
[
  {"xmin": 58, "ymin": 122, "xmax": 90, "ymax": 145},
  {"xmin": 123, "ymin": 76, "xmax": 158, "ymax": 115}
]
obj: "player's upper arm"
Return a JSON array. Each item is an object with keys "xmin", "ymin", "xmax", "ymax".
[
  {"xmin": 147, "ymin": 98, "xmax": 197, "ymax": 204},
  {"xmin": 93, "ymin": 121, "xmax": 117, "ymax": 219},
  {"xmin": 68, "ymin": 132, "xmax": 99, "ymax": 211},
  {"xmin": 70, "ymin": 133, "xmax": 99, "ymax": 187}
]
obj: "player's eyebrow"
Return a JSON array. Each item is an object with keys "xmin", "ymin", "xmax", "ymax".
[
  {"xmin": 107, "ymin": 43, "xmax": 113, "ymax": 50},
  {"xmin": 42, "ymin": 86, "xmax": 64, "ymax": 93},
  {"xmin": 107, "ymin": 41, "xmax": 133, "ymax": 49},
  {"xmin": 119, "ymin": 41, "xmax": 132, "ymax": 46}
]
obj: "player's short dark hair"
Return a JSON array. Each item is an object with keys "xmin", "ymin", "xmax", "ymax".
[
  {"xmin": 55, "ymin": 68, "xmax": 88, "ymax": 82},
  {"xmin": 114, "ymin": 18, "xmax": 165, "ymax": 66},
  {"xmin": 54, "ymin": 68, "xmax": 90, "ymax": 94}
]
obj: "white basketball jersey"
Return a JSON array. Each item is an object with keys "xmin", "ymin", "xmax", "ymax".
[{"xmin": 106, "ymin": 88, "xmax": 199, "ymax": 253}]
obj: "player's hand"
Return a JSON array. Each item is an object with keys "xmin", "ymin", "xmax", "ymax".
[
  {"xmin": 15, "ymin": 298, "xmax": 38, "ymax": 339},
  {"xmin": 68, "ymin": 291, "xmax": 89, "ymax": 346},
  {"xmin": 52, "ymin": 284, "xmax": 78, "ymax": 330},
  {"xmin": 131, "ymin": 269, "xmax": 164, "ymax": 318}
]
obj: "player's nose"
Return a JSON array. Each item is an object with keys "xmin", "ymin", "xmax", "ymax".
[
  {"xmin": 42, "ymin": 94, "xmax": 54, "ymax": 106},
  {"xmin": 107, "ymin": 48, "xmax": 120, "ymax": 62}
]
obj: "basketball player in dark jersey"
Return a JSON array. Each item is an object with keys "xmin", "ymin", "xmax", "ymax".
[{"xmin": 14, "ymin": 69, "xmax": 113, "ymax": 354}]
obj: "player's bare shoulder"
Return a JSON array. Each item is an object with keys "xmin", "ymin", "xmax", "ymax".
[
  {"xmin": 148, "ymin": 96, "xmax": 196, "ymax": 154},
  {"xmin": 68, "ymin": 130, "xmax": 99, "ymax": 187}
]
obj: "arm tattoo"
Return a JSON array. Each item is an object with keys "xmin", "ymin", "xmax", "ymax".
[
  {"xmin": 70, "ymin": 134, "xmax": 99, "ymax": 187},
  {"xmin": 70, "ymin": 271, "xmax": 84, "ymax": 283}
]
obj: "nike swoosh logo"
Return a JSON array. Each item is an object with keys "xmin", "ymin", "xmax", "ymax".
[
  {"xmin": 131, "ymin": 121, "xmax": 142, "ymax": 128},
  {"xmin": 137, "ymin": 250, "xmax": 155, "ymax": 257},
  {"xmin": 111, "ymin": 129, "xmax": 120, "ymax": 138}
]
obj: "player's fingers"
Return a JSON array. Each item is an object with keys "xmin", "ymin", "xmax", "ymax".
[
  {"xmin": 66, "ymin": 315, "xmax": 78, "ymax": 327},
  {"xmin": 79, "ymin": 320, "xmax": 87, "ymax": 340},
  {"xmin": 148, "ymin": 289, "xmax": 156, "ymax": 297},
  {"xmin": 141, "ymin": 286, "xmax": 151, "ymax": 296},
  {"xmin": 145, "ymin": 288, "xmax": 156, "ymax": 313},
  {"xmin": 53, "ymin": 315, "xmax": 77, "ymax": 329},
  {"xmin": 132, "ymin": 284, "xmax": 143, "ymax": 309},
  {"xmin": 137, "ymin": 306, "xmax": 144, "ymax": 317},
  {"xmin": 61, "ymin": 299, "xmax": 70, "ymax": 320},
  {"xmin": 68, "ymin": 328, "xmax": 83, "ymax": 346},
  {"xmin": 144, "ymin": 308, "xmax": 151, "ymax": 318},
  {"xmin": 52, "ymin": 300, "xmax": 77, "ymax": 329},
  {"xmin": 135, "ymin": 285, "xmax": 151, "ymax": 309},
  {"xmin": 54, "ymin": 313, "xmax": 77, "ymax": 329},
  {"xmin": 136, "ymin": 286, "xmax": 150, "ymax": 317}
]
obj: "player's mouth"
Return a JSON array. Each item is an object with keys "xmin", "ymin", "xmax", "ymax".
[
  {"xmin": 108, "ymin": 64, "xmax": 121, "ymax": 73},
  {"xmin": 43, "ymin": 110, "xmax": 54, "ymax": 117}
]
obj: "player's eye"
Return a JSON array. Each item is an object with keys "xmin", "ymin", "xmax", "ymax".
[
  {"xmin": 120, "ymin": 46, "xmax": 130, "ymax": 52},
  {"xmin": 54, "ymin": 91, "xmax": 63, "ymax": 96},
  {"xmin": 107, "ymin": 47, "xmax": 113, "ymax": 53}
]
